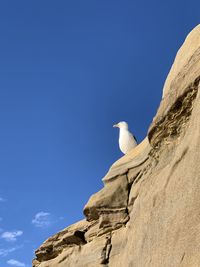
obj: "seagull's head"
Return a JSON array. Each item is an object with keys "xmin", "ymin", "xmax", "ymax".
[{"xmin": 113, "ymin": 121, "xmax": 128, "ymax": 130}]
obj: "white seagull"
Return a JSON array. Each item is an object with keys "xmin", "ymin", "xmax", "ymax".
[{"xmin": 113, "ymin": 121, "xmax": 137, "ymax": 154}]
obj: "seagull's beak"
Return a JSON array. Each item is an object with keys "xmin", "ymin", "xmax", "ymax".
[{"xmin": 113, "ymin": 123, "xmax": 118, "ymax": 128}]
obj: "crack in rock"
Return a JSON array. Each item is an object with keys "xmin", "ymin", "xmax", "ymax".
[{"xmin": 100, "ymin": 233, "xmax": 112, "ymax": 265}]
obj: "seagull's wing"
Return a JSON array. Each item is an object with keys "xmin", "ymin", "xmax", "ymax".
[
  {"xmin": 128, "ymin": 131, "xmax": 137, "ymax": 144},
  {"xmin": 133, "ymin": 135, "xmax": 137, "ymax": 143}
]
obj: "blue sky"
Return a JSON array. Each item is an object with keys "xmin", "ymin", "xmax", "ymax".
[{"xmin": 0, "ymin": 1, "xmax": 199, "ymax": 266}]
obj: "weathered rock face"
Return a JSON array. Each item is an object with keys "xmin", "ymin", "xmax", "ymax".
[{"xmin": 33, "ymin": 25, "xmax": 200, "ymax": 267}]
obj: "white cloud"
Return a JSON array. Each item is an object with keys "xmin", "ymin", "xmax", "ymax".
[
  {"xmin": 7, "ymin": 259, "xmax": 25, "ymax": 267},
  {"xmin": 0, "ymin": 245, "xmax": 23, "ymax": 257},
  {"xmin": 1, "ymin": 231, "xmax": 23, "ymax": 242},
  {"xmin": 0, "ymin": 247, "xmax": 18, "ymax": 257},
  {"xmin": 32, "ymin": 212, "xmax": 51, "ymax": 228}
]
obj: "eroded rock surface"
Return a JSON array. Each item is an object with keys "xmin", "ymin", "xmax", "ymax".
[{"xmin": 33, "ymin": 25, "xmax": 200, "ymax": 267}]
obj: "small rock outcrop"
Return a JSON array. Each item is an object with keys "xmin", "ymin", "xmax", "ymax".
[{"xmin": 33, "ymin": 25, "xmax": 200, "ymax": 267}]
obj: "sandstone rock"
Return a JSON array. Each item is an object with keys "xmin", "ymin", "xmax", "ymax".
[
  {"xmin": 162, "ymin": 24, "xmax": 200, "ymax": 98},
  {"xmin": 149, "ymin": 24, "xmax": 200, "ymax": 143},
  {"xmin": 33, "ymin": 25, "xmax": 200, "ymax": 267},
  {"xmin": 34, "ymin": 220, "xmax": 88, "ymax": 263}
]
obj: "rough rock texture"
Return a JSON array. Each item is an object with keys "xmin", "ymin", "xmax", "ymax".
[{"xmin": 33, "ymin": 25, "xmax": 200, "ymax": 267}]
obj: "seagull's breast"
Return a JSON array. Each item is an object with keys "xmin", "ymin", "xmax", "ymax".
[{"xmin": 119, "ymin": 129, "xmax": 137, "ymax": 154}]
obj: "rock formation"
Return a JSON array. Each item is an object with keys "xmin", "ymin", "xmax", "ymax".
[{"xmin": 33, "ymin": 25, "xmax": 200, "ymax": 267}]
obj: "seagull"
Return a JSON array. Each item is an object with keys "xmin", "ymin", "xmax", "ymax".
[{"xmin": 113, "ymin": 121, "xmax": 137, "ymax": 154}]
